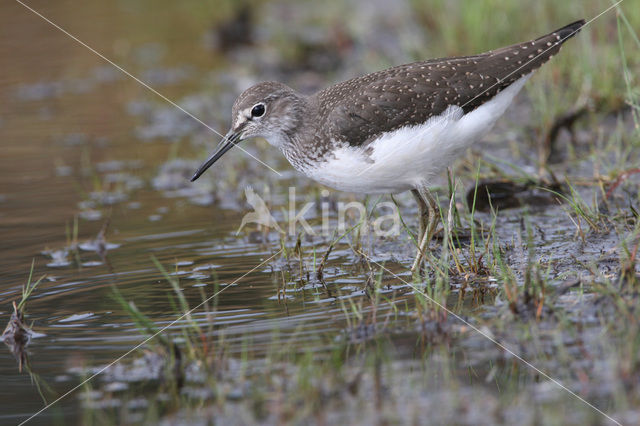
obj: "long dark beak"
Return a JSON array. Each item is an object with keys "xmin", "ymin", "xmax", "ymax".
[{"xmin": 190, "ymin": 131, "xmax": 240, "ymax": 182}]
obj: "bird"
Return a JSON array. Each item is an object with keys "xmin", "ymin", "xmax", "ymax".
[{"xmin": 191, "ymin": 20, "xmax": 586, "ymax": 272}]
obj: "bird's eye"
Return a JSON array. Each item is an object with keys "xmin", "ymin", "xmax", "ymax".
[{"xmin": 251, "ymin": 103, "xmax": 265, "ymax": 118}]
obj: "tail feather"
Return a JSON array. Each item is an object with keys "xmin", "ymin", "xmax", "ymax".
[
  {"xmin": 547, "ymin": 19, "xmax": 586, "ymax": 42},
  {"xmin": 484, "ymin": 19, "xmax": 584, "ymax": 80},
  {"xmin": 459, "ymin": 19, "xmax": 585, "ymax": 113}
]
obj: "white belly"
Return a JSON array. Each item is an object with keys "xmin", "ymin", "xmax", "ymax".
[{"xmin": 304, "ymin": 75, "xmax": 531, "ymax": 194}]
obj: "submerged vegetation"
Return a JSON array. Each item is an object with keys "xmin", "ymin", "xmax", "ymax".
[{"xmin": 1, "ymin": 0, "xmax": 640, "ymax": 424}]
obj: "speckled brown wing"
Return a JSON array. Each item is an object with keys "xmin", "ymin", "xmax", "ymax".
[{"xmin": 316, "ymin": 20, "xmax": 585, "ymax": 147}]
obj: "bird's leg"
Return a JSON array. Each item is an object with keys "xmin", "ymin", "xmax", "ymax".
[
  {"xmin": 424, "ymin": 189, "xmax": 440, "ymax": 247},
  {"xmin": 411, "ymin": 189, "xmax": 428, "ymax": 245},
  {"xmin": 411, "ymin": 187, "xmax": 440, "ymax": 273}
]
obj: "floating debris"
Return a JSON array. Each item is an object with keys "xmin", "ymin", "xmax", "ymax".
[
  {"xmin": 42, "ymin": 248, "xmax": 72, "ymax": 268},
  {"xmin": 89, "ymin": 190, "xmax": 128, "ymax": 205},
  {"xmin": 2, "ymin": 262, "xmax": 45, "ymax": 372},
  {"xmin": 58, "ymin": 312, "xmax": 95, "ymax": 323},
  {"xmin": 78, "ymin": 242, "xmax": 120, "ymax": 252},
  {"xmin": 2, "ymin": 302, "xmax": 32, "ymax": 348},
  {"xmin": 81, "ymin": 218, "xmax": 120, "ymax": 265},
  {"xmin": 78, "ymin": 209, "xmax": 103, "ymax": 221}
]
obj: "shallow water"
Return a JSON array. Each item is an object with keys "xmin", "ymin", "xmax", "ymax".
[
  {"xmin": 0, "ymin": 2, "xmax": 248, "ymax": 422},
  {"xmin": 0, "ymin": 2, "xmax": 440, "ymax": 422}
]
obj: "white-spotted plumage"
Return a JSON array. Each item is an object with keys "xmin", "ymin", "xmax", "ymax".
[{"xmin": 305, "ymin": 75, "xmax": 531, "ymax": 194}]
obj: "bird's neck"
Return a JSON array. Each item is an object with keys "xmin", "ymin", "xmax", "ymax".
[{"xmin": 276, "ymin": 95, "xmax": 327, "ymax": 171}]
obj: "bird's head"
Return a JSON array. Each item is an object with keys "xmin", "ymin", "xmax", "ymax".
[{"xmin": 191, "ymin": 81, "xmax": 305, "ymax": 182}]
